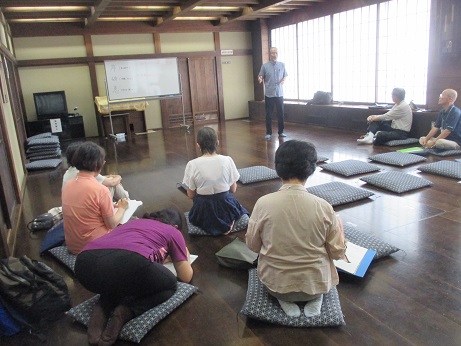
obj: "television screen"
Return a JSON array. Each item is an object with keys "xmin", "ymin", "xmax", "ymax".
[{"xmin": 33, "ymin": 91, "xmax": 68, "ymax": 119}]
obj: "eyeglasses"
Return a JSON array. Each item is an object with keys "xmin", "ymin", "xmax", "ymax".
[{"xmin": 439, "ymin": 94, "xmax": 447, "ymax": 98}]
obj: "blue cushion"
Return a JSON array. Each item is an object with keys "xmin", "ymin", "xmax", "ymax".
[
  {"xmin": 360, "ymin": 171, "xmax": 432, "ymax": 193},
  {"xmin": 240, "ymin": 268, "xmax": 345, "ymax": 327},
  {"xmin": 185, "ymin": 212, "xmax": 249, "ymax": 236},
  {"xmin": 382, "ymin": 138, "xmax": 419, "ymax": 146},
  {"xmin": 25, "ymin": 158, "xmax": 62, "ymax": 171},
  {"xmin": 308, "ymin": 182, "xmax": 374, "ymax": 206},
  {"xmin": 48, "ymin": 246, "xmax": 76, "ymax": 272},
  {"xmin": 39, "ymin": 220, "xmax": 65, "ymax": 254},
  {"xmin": 316, "ymin": 156, "xmax": 329, "ymax": 163},
  {"xmin": 238, "ymin": 166, "xmax": 278, "ymax": 184},
  {"xmin": 27, "ymin": 136, "xmax": 60, "ymax": 146},
  {"xmin": 343, "ymin": 223, "xmax": 399, "ymax": 259},
  {"xmin": 369, "ymin": 152, "xmax": 427, "ymax": 167},
  {"xmin": 417, "ymin": 160, "xmax": 461, "ymax": 179},
  {"xmin": 67, "ymin": 282, "xmax": 198, "ymax": 343},
  {"xmin": 321, "ymin": 159, "xmax": 380, "ymax": 177},
  {"xmin": 424, "ymin": 149, "xmax": 461, "ymax": 157}
]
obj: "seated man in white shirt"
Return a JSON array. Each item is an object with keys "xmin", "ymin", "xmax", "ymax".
[
  {"xmin": 357, "ymin": 88, "xmax": 413, "ymax": 145},
  {"xmin": 62, "ymin": 142, "xmax": 129, "ymax": 201}
]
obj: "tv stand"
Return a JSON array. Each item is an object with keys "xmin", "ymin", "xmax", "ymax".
[{"xmin": 26, "ymin": 114, "xmax": 85, "ymax": 140}]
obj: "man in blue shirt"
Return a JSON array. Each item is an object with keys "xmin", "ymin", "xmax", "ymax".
[
  {"xmin": 258, "ymin": 47, "xmax": 288, "ymax": 140},
  {"xmin": 420, "ymin": 89, "xmax": 461, "ymax": 150}
]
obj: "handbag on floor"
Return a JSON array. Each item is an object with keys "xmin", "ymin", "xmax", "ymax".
[{"xmin": 215, "ymin": 237, "xmax": 258, "ymax": 270}]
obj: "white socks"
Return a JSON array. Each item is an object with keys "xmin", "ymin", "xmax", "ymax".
[
  {"xmin": 277, "ymin": 299, "xmax": 301, "ymax": 317},
  {"xmin": 278, "ymin": 294, "xmax": 323, "ymax": 318},
  {"xmin": 303, "ymin": 295, "xmax": 323, "ymax": 317}
]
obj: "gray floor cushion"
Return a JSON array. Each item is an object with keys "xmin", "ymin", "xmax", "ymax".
[
  {"xmin": 343, "ymin": 223, "xmax": 399, "ymax": 259},
  {"xmin": 67, "ymin": 282, "xmax": 198, "ymax": 343},
  {"xmin": 185, "ymin": 212, "xmax": 249, "ymax": 236},
  {"xmin": 424, "ymin": 149, "xmax": 461, "ymax": 157},
  {"xmin": 321, "ymin": 159, "xmax": 380, "ymax": 177},
  {"xmin": 369, "ymin": 152, "xmax": 427, "ymax": 167},
  {"xmin": 308, "ymin": 182, "xmax": 375, "ymax": 206},
  {"xmin": 417, "ymin": 160, "xmax": 461, "ymax": 179},
  {"xmin": 382, "ymin": 138, "xmax": 419, "ymax": 146},
  {"xmin": 27, "ymin": 136, "xmax": 60, "ymax": 146},
  {"xmin": 25, "ymin": 158, "xmax": 62, "ymax": 171},
  {"xmin": 27, "ymin": 132, "xmax": 53, "ymax": 141},
  {"xmin": 360, "ymin": 171, "xmax": 432, "ymax": 193},
  {"xmin": 316, "ymin": 156, "xmax": 329, "ymax": 163},
  {"xmin": 240, "ymin": 268, "xmax": 345, "ymax": 327},
  {"xmin": 238, "ymin": 166, "xmax": 278, "ymax": 184},
  {"xmin": 49, "ymin": 246, "xmax": 77, "ymax": 272}
]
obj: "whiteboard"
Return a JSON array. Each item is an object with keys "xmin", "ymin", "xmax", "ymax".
[{"xmin": 104, "ymin": 58, "xmax": 181, "ymax": 101}]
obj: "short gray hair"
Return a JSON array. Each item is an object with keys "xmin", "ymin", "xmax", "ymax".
[{"xmin": 392, "ymin": 88, "xmax": 405, "ymax": 101}]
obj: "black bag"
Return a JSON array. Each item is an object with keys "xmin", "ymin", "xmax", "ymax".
[
  {"xmin": 307, "ymin": 91, "xmax": 333, "ymax": 105},
  {"xmin": 215, "ymin": 238, "xmax": 258, "ymax": 270},
  {"xmin": 0, "ymin": 256, "xmax": 71, "ymax": 330}
]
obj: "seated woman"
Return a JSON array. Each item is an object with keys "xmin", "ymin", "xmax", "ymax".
[
  {"xmin": 246, "ymin": 140, "xmax": 347, "ymax": 318},
  {"xmin": 182, "ymin": 127, "xmax": 248, "ymax": 235},
  {"xmin": 63, "ymin": 142, "xmax": 129, "ymax": 201},
  {"xmin": 75, "ymin": 208, "xmax": 193, "ymax": 346},
  {"xmin": 62, "ymin": 142, "xmax": 128, "ymax": 254}
]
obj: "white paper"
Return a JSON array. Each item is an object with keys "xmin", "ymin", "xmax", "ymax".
[
  {"xmin": 164, "ymin": 255, "xmax": 198, "ymax": 276},
  {"xmin": 333, "ymin": 242, "xmax": 368, "ymax": 274},
  {"xmin": 49, "ymin": 118, "xmax": 62, "ymax": 133},
  {"xmin": 117, "ymin": 199, "xmax": 143, "ymax": 224}
]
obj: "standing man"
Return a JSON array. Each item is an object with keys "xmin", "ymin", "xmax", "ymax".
[
  {"xmin": 420, "ymin": 89, "xmax": 461, "ymax": 150},
  {"xmin": 357, "ymin": 88, "xmax": 412, "ymax": 145},
  {"xmin": 258, "ymin": 47, "xmax": 288, "ymax": 140}
]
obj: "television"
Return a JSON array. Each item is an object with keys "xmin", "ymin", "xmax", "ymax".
[{"xmin": 33, "ymin": 91, "xmax": 68, "ymax": 120}]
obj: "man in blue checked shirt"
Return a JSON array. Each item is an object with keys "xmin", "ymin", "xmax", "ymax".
[{"xmin": 258, "ymin": 47, "xmax": 288, "ymax": 140}]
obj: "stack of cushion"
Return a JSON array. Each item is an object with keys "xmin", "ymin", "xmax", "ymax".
[{"xmin": 25, "ymin": 133, "xmax": 62, "ymax": 171}]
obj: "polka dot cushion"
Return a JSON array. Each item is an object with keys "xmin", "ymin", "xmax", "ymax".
[
  {"xmin": 240, "ymin": 268, "xmax": 345, "ymax": 327},
  {"xmin": 321, "ymin": 160, "xmax": 381, "ymax": 177},
  {"xmin": 360, "ymin": 171, "xmax": 432, "ymax": 194},
  {"xmin": 27, "ymin": 136, "xmax": 60, "ymax": 146},
  {"xmin": 308, "ymin": 182, "xmax": 374, "ymax": 206},
  {"xmin": 382, "ymin": 138, "xmax": 419, "ymax": 146},
  {"xmin": 369, "ymin": 152, "xmax": 427, "ymax": 167},
  {"xmin": 316, "ymin": 156, "xmax": 329, "ymax": 163},
  {"xmin": 417, "ymin": 160, "xmax": 461, "ymax": 179},
  {"xmin": 185, "ymin": 212, "xmax": 249, "ymax": 236},
  {"xmin": 67, "ymin": 282, "xmax": 198, "ymax": 343},
  {"xmin": 238, "ymin": 166, "xmax": 278, "ymax": 184},
  {"xmin": 48, "ymin": 246, "xmax": 77, "ymax": 272},
  {"xmin": 26, "ymin": 132, "xmax": 53, "ymax": 142},
  {"xmin": 343, "ymin": 223, "xmax": 399, "ymax": 259},
  {"xmin": 25, "ymin": 158, "xmax": 62, "ymax": 171},
  {"xmin": 424, "ymin": 149, "xmax": 461, "ymax": 157}
]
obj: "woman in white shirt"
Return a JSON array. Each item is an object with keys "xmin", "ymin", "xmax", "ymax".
[{"xmin": 182, "ymin": 127, "xmax": 248, "ymax": 235}]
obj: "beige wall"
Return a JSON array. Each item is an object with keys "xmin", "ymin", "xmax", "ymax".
[
  {"xmin": 92, "ymin": 34, "xmax": 155, "ymax": 56},
  {"xmin": 220, "ymin": 32, "xmax": 253, "ymax": 119},
  {"xmin": 14, "ymin": 31, "xmax": 252, "ymax": 134},
  {"xmin": 14, "ymin": 36, "xmax": 86, "ymax": 60},
  {"xmin": 160, "ymin": 33, "xmax": 214, "ymax": 53}
]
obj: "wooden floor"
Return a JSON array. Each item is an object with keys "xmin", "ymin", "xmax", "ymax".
[{"xmin": 3, "ymin": 119, "xmax": 461, "ymax": 346}]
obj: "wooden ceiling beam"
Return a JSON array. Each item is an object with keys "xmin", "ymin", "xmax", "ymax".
[
  {"xmin": 155, "ymin": 0, "xmax": 208, "ymax": 27},
  {"xmin": 86, "ymin": 0, "xmax": 113, "ymax": 27},
  {"xmin": 217, "ymin": 0, "xmax": 292, "ymax": 26}
]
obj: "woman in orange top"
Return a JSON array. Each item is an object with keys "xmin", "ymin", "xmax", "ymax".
[{"xmin": 62, "ymin": 142, "xmax": 128, "ymax": 254}]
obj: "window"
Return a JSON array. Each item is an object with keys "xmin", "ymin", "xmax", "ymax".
[
  {"xmin": 270, "ymin": 0, "xmax": 431, "ymax": 105},
  {"xmin": 271, "ymin": 24, "xmax": 297, "ymax": 99}
]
